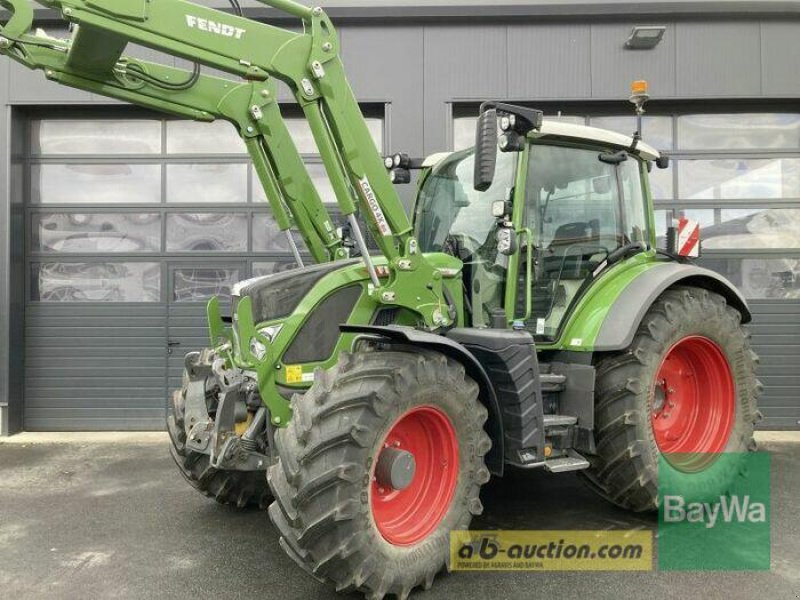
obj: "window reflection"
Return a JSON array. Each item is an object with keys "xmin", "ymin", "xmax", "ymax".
[
  {"xmin": 32, "ymin": 213, "xmax": 161, "ymax": 253},
  {"xmin": 252, "ymin": 214, "xmax": 307, "ymax": 253},
  {"xmin": 589, "ymin": 115, "xmax": 673, "ymax": 150},
  {"xmin": 32, "ymin": 120, "xmax": 162, "ymax": 155},
  {"xmin": 678, "ymin": 158, "xmax": 800, "ymax": 200},
  {"xmin": 252, "ymin": 260, "xmax": 303, "ymax": 277},
  {"xmin": 166, "ymin": 213, "xmax": 248, "ymax": 252},
  {"xmin": 252, "ymin": 163, "xmax": 337, "ymax": 205},
  {"xmin": 167, "ymin": 164, "xmax": 248, "ymax": 203},
  {"xmin": 172, "ymin": 268, "xmax": 240, "ymax": 302},
  {"xmin": 676, "ymin": 208, "xmax": 800, "ymax": 250},
  {"xmin": 166, "ymin": 120, "xmax": 244, "ymax": 154},
  {"xmin": 32, "ymin": 262, "xmax": 160, "ymax": 302},
  {"xmin": 678, "ymin": 114, "xmax": 800, "ymax": 150},
  {"xmin": 700, "ymin": 256, "xmax": 800, "ymax": 299},
  {"xmin": 31, "ymin": 164, "xmax": 162, "ymax": 204}
]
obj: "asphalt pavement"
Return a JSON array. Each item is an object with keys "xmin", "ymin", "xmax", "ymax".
[{"xmin": 0, "ymin": 433, "xmax": 797, "ymax": 600}]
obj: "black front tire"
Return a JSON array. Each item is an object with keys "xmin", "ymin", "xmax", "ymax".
[
  {"xmin": 267, "ymin": 349, "xmax": 492, "ymax": 600},
  {"xmin": 167, "ymin": 359, "xmax": 272, "ymax": 510}
]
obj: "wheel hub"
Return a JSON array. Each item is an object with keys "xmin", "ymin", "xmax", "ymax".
[{"xmin": 375, "ymin": 446, "xmax": 416, "ymax": 491}]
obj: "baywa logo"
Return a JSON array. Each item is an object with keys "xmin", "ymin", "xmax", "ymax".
[
  {"xmin": 185, "ymin": 15, "xmax": 246, "ymax": 40},
  {"xmin": 658, "ymin": 452, "xmax": 771, "ymax": 571},
  {"xmin": 663, "ymin": 494, "xmax": 767, "ymax": 529}
]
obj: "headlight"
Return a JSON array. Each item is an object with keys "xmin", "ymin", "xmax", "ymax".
[
  {"xmin": 249, "ymin": 338, "xmax": 268, "ymax": 361},
  {"xmin": 259, "ymin": 324, "xmax": 282, "ymax": 342}
]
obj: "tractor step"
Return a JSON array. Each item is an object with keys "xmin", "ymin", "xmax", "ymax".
[
  {"xmin": 544, "ymin": 450, "xmax": 590, "ymax": 473},
  {"xmin": 542, "ymin": 414, "xmax": 577, "ymax": 428}
]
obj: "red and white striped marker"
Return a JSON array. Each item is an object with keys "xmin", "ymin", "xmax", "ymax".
[{"xmin": 676, "ymin": 217, "xmax": 700, "ymax": 257}]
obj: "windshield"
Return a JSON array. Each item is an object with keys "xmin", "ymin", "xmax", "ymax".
[
  {"xmin": 416, "ymin": 149, "xmax": 517, "ymax": 326},
  {"xmin": 416, "ymin": 149, "xmax": 517, "ymax": 252}
]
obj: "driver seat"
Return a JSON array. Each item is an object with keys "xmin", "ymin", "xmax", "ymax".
[{"xmin": 543, "ymin": 219, "xmax": 600, "ymax": 279}]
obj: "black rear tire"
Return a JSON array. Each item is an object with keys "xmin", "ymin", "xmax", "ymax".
[
  {"xmin": 267, "ymin": 349, "xmax": 492, "ymax": 600},
  {"xmin": 167, "ymin": 357, "xmax": 272, "ymax": 510},
  {"xmin": 583, "ymin": 286, "xmax": 761, "ymax": 511}
]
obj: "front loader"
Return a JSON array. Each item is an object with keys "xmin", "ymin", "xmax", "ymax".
[{"xmin": 1, "ymin": 1, "xmax": 761, "ymax": 598}]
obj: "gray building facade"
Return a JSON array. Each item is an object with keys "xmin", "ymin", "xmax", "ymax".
[{"xmin": 2, "ymin": 0, "xmax": 800, "ymax": 434}]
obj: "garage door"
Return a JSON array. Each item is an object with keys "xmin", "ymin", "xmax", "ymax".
[
  {"xmin": 455, "ymin": 106, "xmax": 800, "ymax": 429},
  {"xmin": 23, "ymin": 108, "xmax": 384, "ymax": 430}
]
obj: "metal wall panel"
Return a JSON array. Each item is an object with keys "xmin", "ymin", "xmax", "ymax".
[
  {"xmin": 166, "ymin": 304, "xmax": 213, "ymax": 393},
  {"xmin": 761, "ymin": 22, "xmax": 800, "ymax": 96},
  {"xmin": 23, "ymin": 304, "xmax": 168, "ymax": 430},
  {"xmin": 507, "ymin": 24, "xmax": 591, "ymax": 100},
  {"xmin": 6, "ymin": 29, "xmax": 93, "ymax": 105},
  {"xmin": 676, "ymin": 22, "xmax": 762, "ymax": 97},
  {"xmin": 0, "ymin": 57, "xmax": 8, "ymax": 434},
  {"xmin": 590, "ymin": 22, "xmax": 677, "ymax": 98},
  {"xmin": 341, "ymin": 25, "xmax": 424, "ymax": 208},
  {"xmin": 7, "ymin": 109, "xmax": 25, "ymax": 435},
  {"xmin": 342, "ymin": 26, "xmax": 424, "ymax": 156},
  {"xmin": 747, "ymin": 301, "xmax": 800, "ymax": 429},
  {"xmin": 422, "ymin": 25, "xmax": 507, "ymax": 154}
]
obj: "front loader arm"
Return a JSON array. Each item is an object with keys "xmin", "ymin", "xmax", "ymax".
[
  {"xmin": 0, "ymin": 5, "xmax": 342, "ymax": 263},
  {"xmin": 0, "ymin": 0, "xmax": 453, "ymax": 328}
]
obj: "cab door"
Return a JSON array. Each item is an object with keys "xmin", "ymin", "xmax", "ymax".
[{"xmin": 511, "ymin": 143, "xmax": 649, "ymax": 342}]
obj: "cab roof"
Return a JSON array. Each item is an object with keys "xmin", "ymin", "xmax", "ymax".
[{"xmin": 529, "ymin": 121, "xmax": 660, "ymax": 160}]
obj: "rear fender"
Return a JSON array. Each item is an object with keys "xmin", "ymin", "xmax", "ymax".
[{"xmin": 593, "ymin": 262, "xmax": 751, "ymax": 352}]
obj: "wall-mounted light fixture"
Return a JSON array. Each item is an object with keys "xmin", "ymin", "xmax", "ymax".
[{"xmin": 625, "ymin": 26, "xmax": 666, "ymax": 50}]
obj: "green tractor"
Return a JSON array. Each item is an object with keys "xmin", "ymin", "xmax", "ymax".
[{"xmin": 1, "ymin": 1, "xmax": 760, "ymax": 598}]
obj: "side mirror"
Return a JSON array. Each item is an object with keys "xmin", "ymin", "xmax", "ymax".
[{"xmin": 473, "ymin": 108, "xmax": 498, "ymax": 192}]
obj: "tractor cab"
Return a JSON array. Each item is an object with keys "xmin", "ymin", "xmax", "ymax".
[{"xmin": 415, "ymin": 119, "xmax": 661, "ymax": 341}]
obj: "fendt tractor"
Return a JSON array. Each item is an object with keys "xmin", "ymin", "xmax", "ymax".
[{"xmin": 1, "ymin": 0, "xmax": 761, "ymax": 597}]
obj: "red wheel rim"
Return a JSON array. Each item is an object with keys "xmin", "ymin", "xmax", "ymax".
[
  {"xmin": 651, "ymin": 336, "xmax": 735, "ymax": 456},
  {"xmin": 370, "ymin": 406, "xmax": 459, "ymax": 546}
]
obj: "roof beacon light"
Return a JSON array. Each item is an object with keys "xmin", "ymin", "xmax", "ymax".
[{"xmin": 628, "ymin": 80, "xmax": 650, "ymax": 151}]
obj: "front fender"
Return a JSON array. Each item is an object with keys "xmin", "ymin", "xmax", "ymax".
[
  {"xmin": 340, "ymin": 324, "xmax": 505, "ymax": 476},
  {"xmin": 563, "ymin": 260, "xmax": 751, "ymax": 353}
]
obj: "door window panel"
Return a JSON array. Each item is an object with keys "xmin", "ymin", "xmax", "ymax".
[
  {"xmin": 31, "ymin": 164, "xmax": 162, "ymax": 204},
  {"xmin": 31, "ymin": 262, "xmax": 160, "ymax": 302},
  {"xmin": 31, "ymin": 120, "xmax": 162, "ymax": 155},
  {"xmin": 525, "ymin": 144, "xmax": 647, "ymax": 338},
  {"xmin": 677, "ymin": 158, "xmax": 800, "ymax": 200},
  {"xmin": 166, "ymin": 163, "xmax": 248, "ymax": 203},
  {"xmin": 172, "ymin": 267, "xmax": 240, "ymax": 302},
  {"xmin": 677, "ymin": 113, "xmax": 800, "ymax": 150},
  {"xmin": 166, "ymin": 213, "xmax": 248, "ymax": 252},
  {"xmin": 32, "ymin": 213, "xmax": 161, "ymax": 253},
  {"xmin": 620, "ymin": 159, "xmax": 648, "ymax": 243}
]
